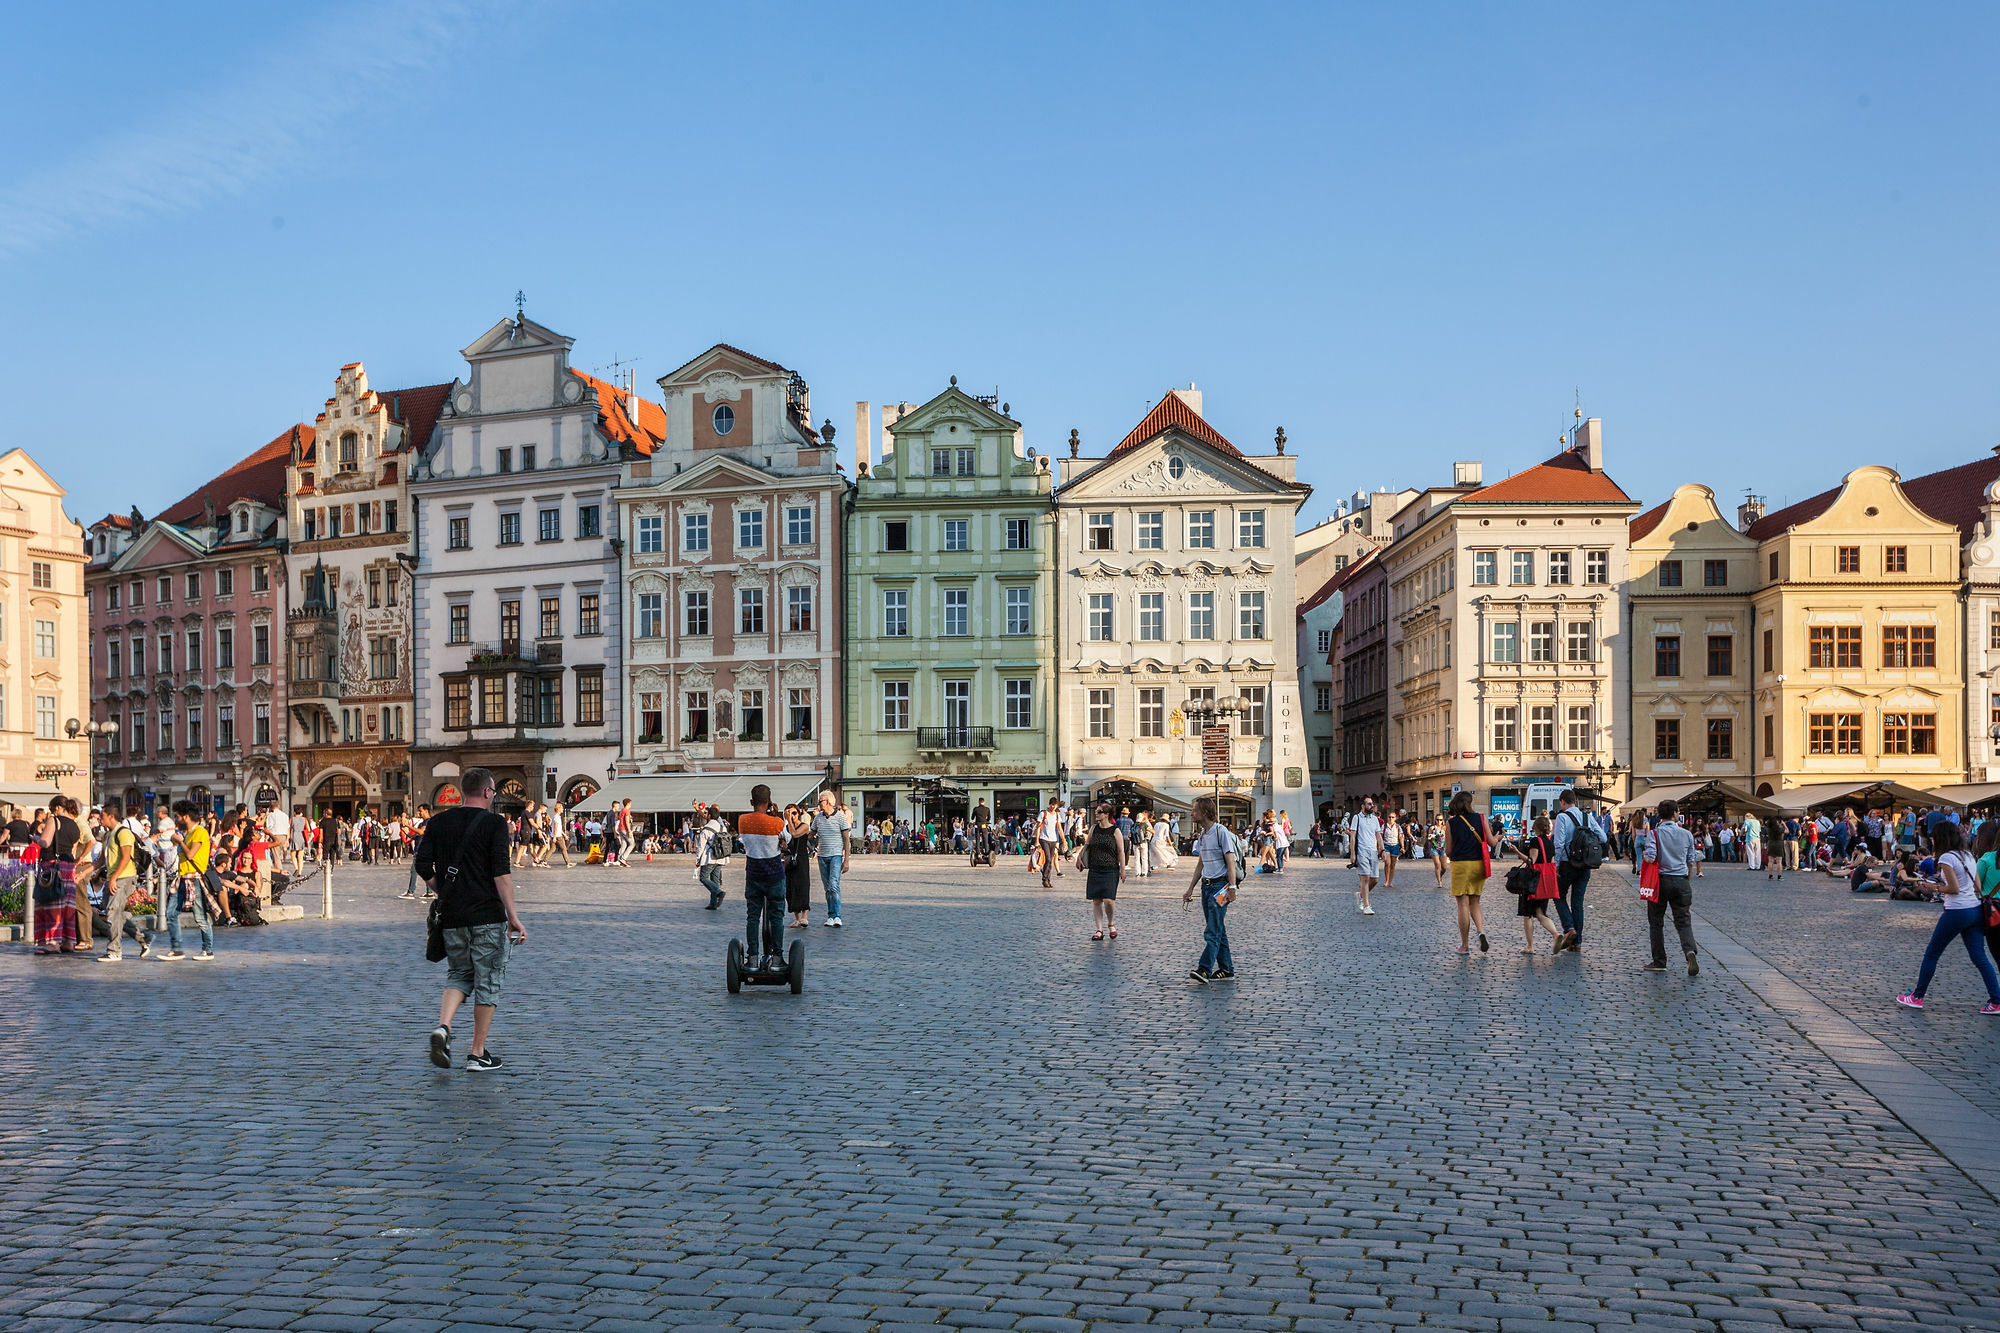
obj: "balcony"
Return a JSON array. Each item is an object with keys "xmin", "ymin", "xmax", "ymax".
[
  {"xmin": 290, "ymin": 679, "xmax": 340, "ymax": 700},
  {"xmin": 466, "ymin": 640, "xmax": 562, "ymax": 670},
  {"xmin": 917, "ymin": 726, "xmax": 995, "ymax": 752}
]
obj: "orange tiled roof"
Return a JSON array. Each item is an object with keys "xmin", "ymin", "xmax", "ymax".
[
  {"xmin": 1746, "ymin": 452, "xmax": 2000, "ymax": 545},
  {"xmin": 1461, "ymin": 447, "xmax": 1633, "ymax": 505},
  {"xmin": 574, "ymin": 372, "xmax": 665, "ymax": 455},
  {"xmin": 1628, "ymin": 499, "xmax": 1671, "ymax": 541},
  {"xmin": 1111, "ymin": 392, "xmax": 1241, "ymax": 458},
  {"xmin": 1298, "ymin": 546, "xmax": 1378, "ymax": 618},
  {"xmin": 155, "ymin": 425, "xmax": 311, "ymax": 526}
]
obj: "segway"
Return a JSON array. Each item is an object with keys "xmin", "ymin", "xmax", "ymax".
[
  {"xmin": 968, "ymin": 825, "xmax": 995, "ymax": 868},
  {"xmin": 726, "ymin": 937, "xmax": 804, "ymax": 994}
]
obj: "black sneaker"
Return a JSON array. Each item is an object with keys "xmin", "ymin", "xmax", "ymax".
[
  {"xmin": 466, "ymin": 1050, "xmax": 503, "ymax": 1073},
  {"xmin": 1188, "ymin": 968, "xmax": 1211, "ymax": 984},
  {"xmin": 429, "ymin": 1025, "xmax": 452, "ymax": 1070},
  {"xmin": 1477, "ymin": 932, "xmax": 1489, "ymax": 953},
  {"xmin": 1641, "ymin": 962, "xmax": 1668, "ymax": 971},
  {"xmin": 1211, "ymin": 968, "xmax": 1236, "ymax": 980},
  {"xmin": 1686, "ymin": 950, "xmax": 1700, "ymax": 977}
]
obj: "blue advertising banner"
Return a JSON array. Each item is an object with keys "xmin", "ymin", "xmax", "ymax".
[{"xmin": 1488, "ymin": 789, "xmax": 1523, "ymax": 836}]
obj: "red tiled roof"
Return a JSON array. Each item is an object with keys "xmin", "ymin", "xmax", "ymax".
[
  {"xmin": 95, "ymin": 513, "xmax": 135, "ymax": 530},
  {"xmin": 1461, "ymin": 447, "xmax": 1634, "ymax": 505},
  {"xmin": 379, "ymin": 382, "xmax": 452, "ymax": 456},
  {"xmin": 1299, "ymin": 547, "xmax": 1379, "ymax": 617},
  {"xmin": 1746, "ymin": 452, "xmax": 2000, "ymax": 544},
  {"xmin": 573, "ymin": 372, "xmax": 665, "ymax": 455},
  {"xmin": 1628, "ymin": 499, "xmax": 1671, "ymax": 541},
  {"xmin": 155, "ymin": 425, "xmax": 310, "ymax": 526},
  {"xmin": 1111, "ymin": 392, "xmax": 1241, "ymax": 458}
]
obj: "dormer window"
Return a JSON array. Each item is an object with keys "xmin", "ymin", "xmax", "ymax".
[
  {"xmin": 236, "ymin": 510, "xmax": 250, "ymax": 533},
  {"xmin": 339, "ymin": 432, "xmax": 359, "ymax": 472}
]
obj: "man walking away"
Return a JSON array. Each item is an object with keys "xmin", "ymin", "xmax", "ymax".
[
  {"xmin": 96, "ymin": 808, "xmax": 151, "ymax": 961},
  {"xmin": 1641, "ymin": 799, "xmax": 1702, "ymax": 977},
  {"xmin": 1551, "ymin": 789, "xmax": 1603, "ymax": 953},
  {"xmin": 811, "ymin": 790, "xmax": 852, "ymax": 927},
  {"xmin": 696, "ymin": 805, "xmax": 730, "ymax": 909},
  {"xmin": 1182, "ymin": 795, "xmax": 1240, "ymax": 983},
  {"xmin": 421, "ymin": 768, "xmax": 527, "ymax": 1073},
  {"xmin": 737, "ymin": 786, "xmax": 791, "ymax": 967}
]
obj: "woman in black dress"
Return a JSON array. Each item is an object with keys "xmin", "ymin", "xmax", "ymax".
[
  {"xmin": 1515, "ymin": 814, "xmax": 1564, "ymax": 953},
  {"xmin": 784, "ymin": 804, "xmax": 814, "ymax": 928},
  {"xmin": 1077, "ymin": 801, "xmax": 1127, "ymax": 940}
]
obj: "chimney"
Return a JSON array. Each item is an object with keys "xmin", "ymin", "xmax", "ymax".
[
  {"xmin": 1453, "ymin": 460, "xmax": 1483, "ymax": 487},
  {"xmin": 855, "ymin": 401, "xmax": 872, "ymax": 474},
  {"xmin": 624, "ymin": 369, "xmax": 638, "ymax": 426},
  {"xmin": 1738, "ymin": 494, "xmax": 1767, "ymax": 533},
  {"xmin": 881, "ymin": 402, "xmax": 912, "ymax": 462},
  {"xmin": 1574, "ymin": 417, "xmax": 1603, "ymax": 472},
  {"xmin": 1169, "ymin": 382, "xmax": 1202, "ymax": 417}
]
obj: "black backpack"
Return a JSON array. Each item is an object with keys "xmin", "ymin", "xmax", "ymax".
[{"xmin": 1563, "ymin": 808, "xmax": 1607, "ymax": 870}]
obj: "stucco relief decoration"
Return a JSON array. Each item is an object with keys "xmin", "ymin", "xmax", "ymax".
[
  {"xmin": 683, "ymin": 665, "xmax": 715, "ymax": 692},
  {"xmin": 699, "ymin": 373, "xmax": 743, "ymax": 403},
  {"xmin": 777, "ymin": 565, "xmax": 815, "ymax": 591},
  {"xmin": 1114, "ymin": 451, "xmax": 1216, "ymax": 494},
  {"xmin": 629, "ymin": 571, "xmax": 668, "ymax": 595},
  {"xmin": 635, "ymin": 667, "xmax": 669, "ymax": 692},
  {"xmin": 681, "ymin": 571, "xmax": 714, "ymax": 596},
  {"xmin": 782, "ymin": 492, "xmax": 814, "ymax": 514},
  {"xmin": 737, "ymin": 663, "xmax": 768, "ymax": 688},
  {"xmin": 735, "ymin": 567, "xmax": 769, "ymax": 590},
  {"xmin": 781, "ymin": 662, "xmax": 816, "ymax": 689}
]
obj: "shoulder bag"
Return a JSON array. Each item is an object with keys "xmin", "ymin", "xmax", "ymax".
[{"xmin": 425, "ymin": 811, "xmax": 494, "ymax": 962}]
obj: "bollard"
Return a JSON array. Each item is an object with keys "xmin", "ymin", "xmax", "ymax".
[{"xmin": 321, "ymin": 856, "xmax": 333, "ymax": 920}]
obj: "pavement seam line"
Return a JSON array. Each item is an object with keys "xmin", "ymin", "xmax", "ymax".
[{"xmin": 1690, "ymin": 903, "xmax": 2000, "ymax": 1206}]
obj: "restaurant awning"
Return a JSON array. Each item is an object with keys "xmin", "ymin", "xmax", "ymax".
[
  {"xmin": 0, "ymin": 783, "xmax": 65, "ymax": 809},
  {"xmin": 1927, "ymin": 782, "xmax": 2000, "ymax": 809},
  {"xmin": 571, "ymin": 771, "xmax": 827, "ymax": 814},
  {"xmin": 1621, "ymin": 779, "xmax": 1782, "ymax": 816},
  {"xmin": 1764, "ymin": 780, "xmax": 1941, "ymax": 814},
  {"xmin": 1087, "ymin": 774, "xmax": 1193, "ymax": 813}
]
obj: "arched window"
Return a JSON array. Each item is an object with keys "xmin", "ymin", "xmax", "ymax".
[{"xmin": 339, "ymin": 432, "xmax": 359, "ymax": 472}]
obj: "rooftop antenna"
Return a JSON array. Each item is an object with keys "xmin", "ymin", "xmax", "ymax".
[{"xmin": 594, "ymin": 353, "xmax": 643, "ymax": 379}]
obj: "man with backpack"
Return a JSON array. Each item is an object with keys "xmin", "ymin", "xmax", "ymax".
[
  {"xmin": 1550, "ymin": 789, "xmax": 1604, "ymax": 953},
  {"xmin": 695, "ymin": 804, "xmax": 730, "ymax": 909},
  {"xmin": 420, "ymin": 768, "xmax": 527, "ymax": 1074}
]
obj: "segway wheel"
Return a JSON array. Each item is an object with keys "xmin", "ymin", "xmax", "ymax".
[
  {"xmin": 788, "ymin": 940, "xmax": 804, "ymax": 994},
  {"xmin": 726, "ymin": 938, "xmax": 744, "ymax": 994}
]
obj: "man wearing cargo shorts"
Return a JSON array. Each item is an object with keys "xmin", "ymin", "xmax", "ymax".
[{"xmin": 418, "ymin": 768, "xmax": 527, "ymax": 1073}]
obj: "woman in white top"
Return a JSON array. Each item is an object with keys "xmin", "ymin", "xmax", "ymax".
[
  {"xmin": 1896, "ymin": 820, "xmax": 2000, "ymax": 1011},
  {"xmin": 1149, "ymin": 812, "xmax": 1179, "ymax": 871}
]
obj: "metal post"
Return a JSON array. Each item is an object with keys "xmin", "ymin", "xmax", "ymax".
[
  {"xmin": 21, "ymin": 857, "xmax": 32, "ymax": 948},
  {"xmin": 320, "ymin": 855, "xmax": 333, "ymax": 920}
]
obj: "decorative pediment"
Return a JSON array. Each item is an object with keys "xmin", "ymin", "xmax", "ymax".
[
  {"xmin": 1065, "ymin": 432, "xmax": 1302, "ymax": 502},
  {"xmin": 681, "ymin": 571, "xmax": 715, "ymax": 595},
  {"xmin": 460, "ymin": 315, "xmax": 573, "ymax": 361},
  {"xmin": 737, "ymin": 663, "xmax": 769, "ymax": 687},
  {"xmin": 682, "ymin": 665, "xmax": 716, "ymax": 691},
  {"xmin": 884, "ymin": 384, "xmax": 1019, "ymax": 439},
  {"xmin": 1075, "ymin": 560, "xmax": 1122, "ymax": 580},
  {"xmin": 781, "ymin": 661, "xmax": 818, "ymax": 688}
]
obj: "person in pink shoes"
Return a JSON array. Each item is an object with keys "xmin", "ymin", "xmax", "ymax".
[{"xmin": 1896, "ymin": 821, "xmax": 2000, "ymax": 1015}]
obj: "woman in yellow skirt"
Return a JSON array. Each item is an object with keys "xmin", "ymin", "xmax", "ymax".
[{"xmin": 1444, "ymin": 791, "xmax": 1498, "ymax": 954}]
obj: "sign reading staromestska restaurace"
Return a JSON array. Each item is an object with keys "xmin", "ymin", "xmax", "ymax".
[{"xmin": 1202, "ymin": 725, "xmax": 1231, "ymax": 775}]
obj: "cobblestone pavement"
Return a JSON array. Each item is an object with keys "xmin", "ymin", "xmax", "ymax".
[{"xmin": 2, "ymin": 853, "xmax": 1998, "ymax": 1332}]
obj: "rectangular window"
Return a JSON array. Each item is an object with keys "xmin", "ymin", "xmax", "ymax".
[
  {"xmin": 108, "ymin": 585, "xmax": 121, "ymax": 610},
  {"xmin": 1137, "ymin": 592, "xmax": 1164, "ymax": 641},
  {"xmin": 365, "ymin": 636, "xmax": 395, "ymax": 680},
  {"xmin": 131, "ymin": 579, "xmax": 143, "ymax": 607},
  {"xmin": 883, "ymin": 589, "xmax": 909, "ymax": 637},
  {"xmin": 108, "ymin": 639, "xmax": 122, "ymax": 677},
  {"xmin": 1136, "ymin": 512, "xmax": 1164, "ymax": 550},
  {"xmin": 740, "ymin": 690, "xmax": 765, "ymax": 740},
  {"xmin": 1317, "ymin": 628, "xmax": 1332, "ymax": 655},
  {"xmin": 956, "ymin": 447, "xmax": 976, "ymax": 476},
  {"xmin": 1770, "ymin": 551, "xmax": 1780, "ymax": 580},
  {"xmin": 1703, "ymin": 559, "xmax": 1728, "ymax": 587},
  {"xmin": 1237, "ymin": 510, "xmax": 1265, "ymax": 548},
  {"xmin": 786, "ymin": 506, "xmax": 814, "ymax": 546},
  {"xmin": 1188, "ymin": 592, "xmax": 1214, "ymax": 640},
  {"xmin": 638, "ymin": 692, "xmax": 663, "ymax": 744},
  {"xmin": 577, "ymin": 671, "xmax": 604, "ymax": 726},
  {"xmin": 738, "ymin": 509, "xmax": 764, "ymax": 551},
  {"xmin": 1087, "ymin": 688, "xmax": 1115, "ymax": 738},
  {"xmin": 1473, "ymin": 551, "xmax": 1497, "ymax": 585},
  {"xmin": 1764, "ymin": 714, "xmax": 1774, "ymax": 758},
  {"xmin": 1493, "ymin": 706, "xmax": 1518, "ymax": 751},
  {"xmin": 1087, "ymin": 513, "xmax": 1114, "ymax": 550},
  {"xmin": 159, "ymin": 575, "xmax": 172, "ymax": 603},
  {"xmin": 1187, "ymin": 511, "xmax": 1214, "ymax": 549},
  {"xmin": 495, "ymin": 447, "xmax": 512, "ymax": 473},
  {"xmin": 448, "ymin": 604, "xmax": 470, "ymax": 643},
  {"xmin": 1547, "ymin": 551, "xmax": 1571, "ymax": 585},
  {"xmin": 740, "ymin": 587, "xmax": 765, "ymax": 635},
  {"xmin": 1885, "ymin": 545, "xmax": 1908, "ymax": 572},
  {"xmin": 194, "ymin": 707, "xmax": 213, "ymax": 752},
  {"xmin": 1809, "ymin": 626, "xmax": 1834, "ymax": 668},
  {"xmin": 636, "ymin": 592, "xmax": 663, "ymax": 638},
  {"xmin": 943, "ymin": 587, "xmax": 969, "ymax": 636},
  {"xmin": 185, "ymin": 630, "xmax": 203, "ymax": 671},
  {"xmin": 1990, "ymin": 610, "xmax": 2000, "ymax": 651},
  {"xmin": 787, "ymin": 688, "xmax": 813, "ymax": 740},
  {"xmin": 1655, "ymin": 635, "xmax": 1681, "ymax": 677},
  {"xmin": 931, "ymin": 448, "xmax": 952, "ymax": 477},
  {"xmin": 33, "ymin": 619, "xmax": 56, "ymax": 658},
  {"xmin": 578, "ymin": 593, "xmax": 600, "ymax": 636},
  {"xmin": 1655, "ymin": 718, "xmax": 1680, "ymax": 760},
  {"xmin": 368, "ymin": 569, "xmax": 383, "ymax": 608},
  {"xmin": 578, "ymin": 504, "xmax": 600, "ymax": 539},
  {"xmin": 1240, "ymin": 687, "xmax": 1268, "ymax": 737},
  {"xmin": 1763, "ymin": 628, "xmax": 1774, "ymax": 673},
  {"xmin": 252, "ymin": 625, "xmax": 269, "ymax": 666},
  {"xmin": 1808, "ymin": 712, "xmax": 1864, "ymax": 755},
  {"xmin": 1315, "ymin": 683, "xmax": 1332, "ymax": 712},
  {"xmin": 1882, "ymin": 712, "xmax": 1938, "ymax": 756},
  {"xmin": 447, "ymin": 516, "xmax": 470, "ymax": 550},
  {"xmin": 1567, "ymin": 705, "xmax": 1591, "ymax": 752},
  {"xmin": 1492, "ymin": 623, "xmax": 1518, "ymax": 663},
  {"xmin": 32, "ymin": 561, "xmax": 53, "ymax": 590},
  {"xmin": 531, "ymin": 674, "xmax": 559, "ymax": 726},
  {"xmin": 683, "ymin": 513, "xmax": 709, "ymax": 551},
  {"xmin": 1238, "ymin": 592, "xmax": 1266, "ymax": 640},
  {"xmin": 30, "ymin": 694, "xmax": 57, "ymax": 740},
  {"xmin": 882, "ymin": 681, "xmax": 911, "ymax": 730},
  {"xmin": 787, "ymin": 585, "xmax": 814, "ymax": 633},
  {"xmin": 884, "ymin": 520, "xmax": 909, "ymax": 552},
  {"xmin": 479, "ymin": 675, "xmax": 506, "ymax": 726},
  {"xmin": 1005, "ymin": 517, "xmax": 1030, "ymax": 550},
  {"xmin": 1006, "ymin": 587, "xmax": 1031, "ymax": 635},
  {"xmin": 1528, "ymin": 621, "xmax": 1554, "ymax": 662},
  {"xmin": 1707, "ymin": 718, "xmax": 1733, "ymax": 760},
  {"xmin": 216, "ymin": 568, "xmax": 233, "ymax": 596},
  {"xmin": 500, "ymin": 599, "xmax": 520, "ymax": 645},
  {"xmin": 1707, "ymin": 635, "xmax": 1733, "ymax": 677},
  {"xmin": 684, "ymin": 591, "xmax": 711, "ymax": 637},
  {"xmin": 160, "ymin": 632, "xmax": 175, "ymax": 671},
  {"xmin": 1511, "ymin": 551, "xmax": 1534, "ymax": 585},
  {"xmin": 943, "ymin": 519, "xmax": 968, "ymax": 551},
  {"xmin": 132, "ymin": 637, "xmax": 145, "ymax": 675},
  {"xmin": 253, "ymin": 702, "xmax": 270, "ymax": 747},
  {"xmin": 1088, "ymin": 593, "xmax": 1114, "ymax": 641},
  {"xmin": 539, "ymin": 596, "xmax": 560, "ymax": 639},
  {"xmin": 1882, "ymin": 625, "xmax": 1936, "ymax": 668},
  {"xmin": 685, "ymin": 692, "xmax": 710, "ymax": 742},
  {"xmin": 1529, "ymin": 706, "xmax": 1555, "ymax": 752},
  {"xmin": 1565, "ymin": 622, "xmax": 1591, "ymax": 663},
  {"xmin": 1004, "ymin": 678, "xmax": 1033, "ymax": 730},
  {"xmin": 186, "ymin": 571, "xmax": 201, "ymax": 600},
  {"xmin": 1836, "ymin": 626, "xmax": 1861, "ymax": 668},
  {"xmin": 537, "ymin": 508, "xmax": 560, "ymax": 542},
  {"xmin": 1658, "ymin": 559, "xmax": 1683, "ymax": 588},
  {"xmin": 1137, "ymin": 687, "xmax": 1165, "ymax": 737},
  {"xmin": 637, "ymin": 515, "xmax": 663, "ymax": 553},
  {"xmin": 1837, "ymin": 545, "xmax": 1860, "ymax": 573},
  {"xmin": 498, "ymin": 512, "xmax": 521, "ymax": 546}
]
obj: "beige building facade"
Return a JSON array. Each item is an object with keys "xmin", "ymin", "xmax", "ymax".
[{"xmin": 0, "ymin": 451, "xmax": 90, "ymax": 811}]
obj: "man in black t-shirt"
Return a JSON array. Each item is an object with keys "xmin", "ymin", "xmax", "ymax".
[{"xmin": 417, "ymin": 768, "xmax": 527, "ymax": 1073}]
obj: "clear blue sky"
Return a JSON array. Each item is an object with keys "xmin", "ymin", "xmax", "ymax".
[{"xmin": 5, "ymin": 1, "xmax": 1996, "ymax": 531}]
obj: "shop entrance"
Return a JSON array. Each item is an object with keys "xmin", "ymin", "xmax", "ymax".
[
  {"xmin": 312, "ymin": 774, "xmax": 364, "ymax": 820},
  {"xmin": 1216, "ymin": 794, "xmax": 1254, "ymax": 827}
]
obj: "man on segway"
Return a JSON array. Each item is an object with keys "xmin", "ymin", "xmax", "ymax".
[
  {"xmin": 970, "ymin": 798, "xmax": 992, "ymax": 864},
  {"xmin": 737, "ymin": 785, "xmax": 791, "ymax": 969}
]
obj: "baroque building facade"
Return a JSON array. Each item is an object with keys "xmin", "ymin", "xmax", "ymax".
[
  {"xmin": 285, "ymin": 364, "xmax": 450, "ymax": 818},
  {"xmin": 602, "ymin": 344, "xmax": 844, "ymax": 813},
  {"xmin": 408, "ymin": 313, "xmax": 653, "ymax": 816},
  {"xmin": 1056, "ymin": 389, "xmax": 1314, "ymax": 828},
  {"xmin": 0, "ymin": 451, "xmax": 91, "ymax": 813},
  {"xmin": 86, "ymin": 433, "xmax": 294, "ymax": 817},
  {"xmin": 841, "ymin": 384, "xmax": 1057, "ymax": 828}
]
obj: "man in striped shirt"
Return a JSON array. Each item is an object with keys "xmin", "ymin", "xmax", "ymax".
[{"xmin": 737, "ymin": 785, "xmax": 792, "ymax": 968}]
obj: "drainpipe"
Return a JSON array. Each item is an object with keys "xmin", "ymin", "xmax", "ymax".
[
  {"xmin": 839, "ymin": 476, "xmax": 852, "ymax": 792},
  {"xmin": 1049, "ymin": 477, "xmax": 1061, "ymax": 809},
  {"xmin": 1961, "ymin": 581, "xmax": 1972, "ymax": 782}
]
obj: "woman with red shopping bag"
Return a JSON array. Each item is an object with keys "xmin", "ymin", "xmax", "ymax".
[{"xmin": 1513, "ymin": 814, "xmax": 1567, "ymax": 954}]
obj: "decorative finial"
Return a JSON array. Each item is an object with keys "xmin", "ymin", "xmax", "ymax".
[
  {"xmin": 1068, "ymin": 428, "xmax": 1080, "ymax": 458},
  {"xmin": 1274, "ymin": 426, "xmax": 1287, "ymax": 455},
  {"xmin": 820, "ymin": 417, "xmax": 836, "ymax": 445},
  {"xmin": 1002, "ymin": 402, "xmax": 1009, "ymax": 416},
  {"xmin": 950, "ymin": 375, "xmax": 957, "ymax": 387},
  {"xmin": 515, "ymin": 290, "xmax": 526, "ymax": 316}
]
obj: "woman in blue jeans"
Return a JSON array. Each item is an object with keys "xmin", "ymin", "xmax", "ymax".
[{"xmin": 1896, "ymin": 821, "xmax": 2000, "ymax": 1013}]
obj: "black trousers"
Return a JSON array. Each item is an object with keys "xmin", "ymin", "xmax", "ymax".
[{"xmin": 1650, "ymin": 873, "xmax": 1697, "ymax": 963}]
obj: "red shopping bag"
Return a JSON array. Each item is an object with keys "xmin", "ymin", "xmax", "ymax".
[{"xmin": 1638, "ymin": 860, "xmax": 1660, "ymax": 902}]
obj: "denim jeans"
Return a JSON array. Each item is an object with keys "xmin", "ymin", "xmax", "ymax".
[
  {"xmin": 818, "ymin": 855, "xmax": 843, "ymax": 919},
  {"xmin": 699, "ymin": 863, "xmax": 724, "ymax": 905},
  {"xmin": 167, "ymin": 874, "xmax": 213, "ymax": 955},
  {"xmin": 745, "ymin": 874, "xmax": 786, "ymax": 957},
  {"xmin": 1912, "ymin": 906, "xmax": 2000, "ymax": 1000},
  {"xmin": 1553, "ymin": 864, "xmax": 1589, "ymax": 940},
  {"xmin": 1199, "ymin": 876, "xmax": 1233, "ymax": 973}
]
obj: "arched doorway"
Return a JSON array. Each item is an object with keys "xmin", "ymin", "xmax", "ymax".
[
  {"xmin": 313, "ymin": 773, "xmax": 364, "ymax": 820},
  {"xmin": 1216, "ymin": 794, "xmax": 1254, "ymax": 827},
  {"xmin": 559, "ymin": 776, "xmax": 599, "ymax": 809},
  {"xmin": 495, "ymin": 776, "xmax": 530, "ymax": 815}
]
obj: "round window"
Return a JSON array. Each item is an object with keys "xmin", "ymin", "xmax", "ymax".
[
  {"xmin": 712, "ymin": 404, "xmax": 735, "ymax": 435},
  {"xmin": 1167, "ymin": 456, "xmax": 1185, "ymax": 479}
]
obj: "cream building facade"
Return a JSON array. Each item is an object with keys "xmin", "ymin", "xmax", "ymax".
[
  {"xmin": 0, "ymin": 451, "xmax": 89, "ymax": 812},
  {"xmin": 1055, "ymin": 390, "xmax": 1313, "ymax": 827}
]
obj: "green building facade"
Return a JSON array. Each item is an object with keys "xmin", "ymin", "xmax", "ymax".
[{"xmin": 841, "ymin": 384, "xmax": 1057, "ymax": 830}]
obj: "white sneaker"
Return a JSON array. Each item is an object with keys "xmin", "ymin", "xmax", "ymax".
[
  {"xmin": 1363, "ymin": 904, "xmax": 1376, "ymax": 915},
  {"xmin": 825, "ymin": 917, "xmax": 842, "ymax": 928}
]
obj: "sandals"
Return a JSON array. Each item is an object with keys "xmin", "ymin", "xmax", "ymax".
[
  {"xmin": 1091, "ymin": 931, "xmax": 1104, "ymax": 941},
  {"xmin": 1108, "ymin": 928, "xmax": 1118, "ymax": 939}
]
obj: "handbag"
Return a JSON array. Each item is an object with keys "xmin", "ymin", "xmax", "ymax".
[
  {"xmin": 1503, "ymin": 864, "xmax": 1537, "ymax": 895},
  {"xmin": 1533, "ymin": 863, "xmax": 1561, "ymax": 901},
  {"xmin": 32, "ymin": 860, "xmax": 62, "ymax": 906}
]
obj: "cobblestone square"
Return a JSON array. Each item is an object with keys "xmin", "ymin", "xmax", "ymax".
[{"xmin": 2, "ymin": 854, "xmax": 1997, "ymax": 1331}]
